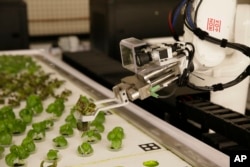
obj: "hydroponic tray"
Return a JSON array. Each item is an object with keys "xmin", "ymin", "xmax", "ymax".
[{"xmin": 0, "ymin": 50, "xmax": 229, "ymax": 167}]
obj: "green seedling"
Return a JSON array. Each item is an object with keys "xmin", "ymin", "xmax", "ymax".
[
  {"xmin": 21, "ymin": 137, "xmax": 36, "ymax": 154},
  {"xmin": 65, "ymin": 113, "xmax": 77, "ymax": 128},
  {"xmin": 38, "ymin": 77, "xmax": 65, "ymax": 100},
  {"xmin": 90, "ymin": 111, "xmax": 105, "ymax": 133},
  {"xmin": 111, "ymin": 127, "xmax": 125, "ymax": 139},
  {"xmin": 11, "ymin": 119, "xmax": 27, "ymax": 134},
  {"xmin": 0, "ymin": 55, "xmax": 67, "ymax": 103},
  {"xmin": 46, "ymin": 98, "xmax": 65, "ymax": 117},
  {"xmin": 0, "ymin": 55, "xmax": 40, "ymax": 74},
  {"xmin": 27, "ymin": 129, "xmax": 45, "ymax": 141},
  {"xmin": 0, "ymin": 105, "xmax": 15, "ymax": 120},
  {"xmin": 46, "ymin": 149, "xmax": 59, "ymax": 161},
  {"xmin": 59, "ymin": 123, "xmax": 74, "ymax": 136},
  {"xmin": 5, "ymin": 152, "xmax": 18, "ymax": 166},
  {"xmin": 0, "ymin": 109, "xmax": 25, "ymax": 136},
  {"xmin": 92, "ymin": 111, "xmax": 105, "ymax": 124},
  {"xmin": 0, "ymin": 56, "xmax": 40, "ymax": 103},
  {"xmin": 0, "ymin": 130, "xmax": 12, "ymax": 146},
  {"xmin": 57, "ymin": 89, "xmax": 72, "ymax": 100},
  {"xmin": 3, "ymin": 119, "xmax": 15, "ymax": 134},
  {"xmin": 109, "ymin": 138, "xmax": 122, "ymax": 150},
  {"xmin": 52, "ymin": 136, "xmax": 68, "ymax": 148},
  {"xmin": 143, "ymin": 160, "xmax": 159, "ymax": 167},
  {"xmin": 77, "ymin": 142, "xmax": 93, "ymax": 156},
  {"xmin": 19, "ymin": 107, "xmax": 33, "ymax": 124},
  {"xmin": 81, "ymin": 129, "xmax": 101, "ymax": 143},
  {"xmin": 107, "ymin": 126, "xmax": 125, "ymax": 150},
  {"xmin": 90, "ymin": 123, "xmax": 105, "ymax": 133},
  {"xmin": 5, "ymin": 144, "xmax": 30, "ymax": 166},
  {"xmin": 2, "ymin": 119, "xmax": 26, "ymax": 134},
  {"xmin": 74, "ymin": 95, "xmax": 96, "ymax": 115},
  {"xmin": 32, "ymin": 121, "xmax": 46, "ymax": 132},
  {"xmin": 0, "ymin": 120, "xmax": 6, "ymax": 132},
  {"xmin": 26, "ymin": 94, "xmax": 43, "ymax": 115},
  {"xmin": 43, "ymin": 119, "xmax": 54, "ymax": 130}
]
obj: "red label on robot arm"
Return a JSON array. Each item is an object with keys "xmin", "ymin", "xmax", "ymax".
[{"xmin": 207, "ymin": 18, "xmax": 221, "ymax": 32}]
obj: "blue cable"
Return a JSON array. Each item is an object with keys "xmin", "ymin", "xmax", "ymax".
[
  {"xmin": 172, "ymin": 0, "xmax": 188, "ymax": 26},
  {"xmin": 186, "ymin": 1, "xmax": 196, "ymax": 30}
]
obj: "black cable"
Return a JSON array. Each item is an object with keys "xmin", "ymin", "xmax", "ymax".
[
  {"xmin": 187, "ymin": 65, "xmax": 250, "ymax": 92},
  {"xmin": 178, "ymin": 43, "xmax": 195, "ymax": 87},
  {"xmin": 157, "ymin": 87, "xmax": 177, "ymax": 99},
  {"xmin": 204, "ymin": 35, "xmax": 250, "ymax": 57},
  {"xmin": 194, "ymin": 0, "xmax": 203, "ymax": 26}
]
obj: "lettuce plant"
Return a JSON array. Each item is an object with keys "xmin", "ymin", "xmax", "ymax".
[
  {"xmin": 74, "ymin": 95, "xmax": 96, "ymax": 115},
  {"xmin": 59, "ymin": 123, "xmax": 74, "ymax": 136},
  {"xmin": 27, "ymin": 129, "xmax": 45, "ymax": 141},
  {"xmin": 46, "ymin": 149, "xmax": 59, "ymax": 161},
  {"xmin": 0, "ymin": 130, "xmax": 12, "ymax": 146},
  {"xmin": 19, "ymin": 108, "xmax": 33, "ymax": 124},
  {"xmin": 90, "ymin": 111, "xmax": 105, "ymax": 133},
  {"xmin": 26, "ymin": 94, "xmax": 43, "ymax": 115},
  {"xmin": 77, "ymin": 142, "xmax": 93, "ymax": 156},
  {"xmin": 11, "ymin": 119, "xmax": 27, "ymax": 135},
  {"xmin": 5, "ymin": 145, "xmax": 29, "ymax": 166},
  {"xmin": 5, "ymin": 152, "xmax": 18, "ymax": 166},
  {"xmin": 43, "ymin": 119, "xmax": 54, "ymax": 130},
  {"xmin": 52, "ymin": 136, "xmax": 68, "ymax": 148},
  {"xmin": 0, "ymin": 106, "xmax": 15, "ymax": 120},
  {"xmin": 81, "ymin": 129, "xmax": 101, "ymax": 143},
  {"xmin": 21, "ymin": 137, "xmax": 36, "ymax": 154},
  {"xmin": 27, "ymin": 121, "xmax": 47, "ymax": 141},
  {"xmin": 46, "ymin": 98, "xmax": 65, "ymax": 118},
  {"xmin": 65, "ymin": 113, "xmax": 77, "ymax": 128},
  {"xmin": 107, "ymin": 126, "xmax": 125, "ymax": 150},
  {"xmin": 57, "ymin": 88, "xmax": 72, "ymax": 101},
  {"xmin": 32, "ymin": 121, "xmax": 46, "ymax": 132}
]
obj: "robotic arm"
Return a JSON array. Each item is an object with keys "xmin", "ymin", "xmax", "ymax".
[
  {"xmin": 81, "ymin": 37, "xmax": 195, "ymax": 122},
  {"xmin": 79, "ymin": 0, "xmax": 250, "ymax": 125},
  {"xmin": 117, "ymin": 37, "xmax": 194, "ymax": 100}
]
